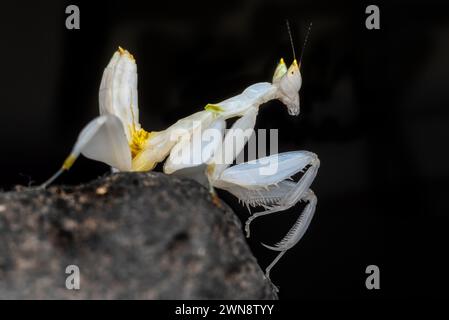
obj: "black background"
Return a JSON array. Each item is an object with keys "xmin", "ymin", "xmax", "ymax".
[{"xmin": 0, "ymin": 0, "xmax": 448, "ymax": 300}]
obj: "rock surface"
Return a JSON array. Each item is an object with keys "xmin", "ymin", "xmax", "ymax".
[{"xmin": 0, "ymin": 172, "xmax": 277, "ymax": 299}]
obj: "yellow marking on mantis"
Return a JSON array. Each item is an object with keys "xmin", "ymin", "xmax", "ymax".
[
  {"xmin": 62, "ymin": 154, "xmax": 77, "ymax": 170},
  {"xmin": 279, "ymin": 57, "xmax": 285, "ymax": 65},
  {"xmin": 206, "ymin": 164, "xmax": 215, "ymax": 176},
  {"xmin": 118, "ymin": 46, "xmax": 135, "ymax": 62},
  {"xmin": 129, "ymin": 127, "xmax": 152, "ymax": 159},
  {"xmin": 211, "ymin": 192, "xmax": 223, "ymax": 208},
  {"xmin": 132, "ymin": 158, "xmax": 157, "ymax": 172},
  {"xmin": 204, "ymin": 103, "xmax": 223, "ymax": 113}
]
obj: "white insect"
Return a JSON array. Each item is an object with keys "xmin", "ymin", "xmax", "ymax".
[{"xmin": 41, "ymin": 37, "xmax": 319, "ymax": 291}]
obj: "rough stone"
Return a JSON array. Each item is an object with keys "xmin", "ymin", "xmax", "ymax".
[{"xmin": 0, "ymin": 172, "xmax": 277, "ymax": 299}]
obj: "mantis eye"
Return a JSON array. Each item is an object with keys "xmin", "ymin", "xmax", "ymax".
[
  {"xmin": 272, "ymin": 58, "xmax": 288, "ymax": 83},
  {"xmin": 117, "ymin": 46, "xmax": 135, "ymax": 62},
  {"xmin": 287, "ymin": 59, "xmax": 299, "ymax": 76}
]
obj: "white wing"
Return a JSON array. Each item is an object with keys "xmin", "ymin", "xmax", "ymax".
[
  {"xmin": 72, "ymin": 114, "xmax": 132, "ymax": 171},
  {"xmin": 99, "ymin": 49, "xmax": 139, "ymax": 141}
]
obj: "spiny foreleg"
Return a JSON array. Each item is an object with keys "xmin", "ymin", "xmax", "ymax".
[
  {"xmin": 262, "ymin": 189, "xmax": 317, "ymax": 283},
  {"xmin": 243, "ymin": 152, "xmax": 319, "ymax": 237}
]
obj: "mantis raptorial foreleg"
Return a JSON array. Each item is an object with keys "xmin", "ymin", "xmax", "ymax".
[
  {"xmin": 241, "ymin": 152, "xmax": 319, "ymax": 237},
  {"xmin": 208, "ymin": 150, "xmax": 319, "ymax": 282},
  {"xmin": 263, "ymin": 189, "xmax": 316, "ymax": 286}
]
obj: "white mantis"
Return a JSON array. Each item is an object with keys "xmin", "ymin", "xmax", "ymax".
[{"xmin": 41, "ymin": 38, "xmax": 319, "ymax": 290}]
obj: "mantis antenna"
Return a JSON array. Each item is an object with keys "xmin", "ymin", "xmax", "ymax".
[
  {"xmin": 285, "ymin": 19, "xmax": 297, "ymax": 61},
  {"xmin": 299, "ymin": 22, "xmax": 313, "ymax": 67}
]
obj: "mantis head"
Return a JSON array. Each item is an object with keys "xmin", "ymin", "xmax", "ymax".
[{"xmin": 272, "ymin": 58, "xmax": 302, "ymax": 116}]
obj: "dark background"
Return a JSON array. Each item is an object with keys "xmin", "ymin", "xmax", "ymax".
[{"xmin": 0, "ymin": 0, "xmax": 448, "ymax": 299}]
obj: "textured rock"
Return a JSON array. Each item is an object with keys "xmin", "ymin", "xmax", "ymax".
[{"xmin": 0, "ymin": 172, "xmax": 277, "ymax": 299}]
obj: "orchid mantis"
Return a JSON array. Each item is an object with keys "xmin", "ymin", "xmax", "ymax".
[
  {"xmin": 41, "ymin": 46, "xmax": 319, "ymax": 291},
  {"xmin": 42, "ymin": 47, "xmax": 302, "ymax": 186}
]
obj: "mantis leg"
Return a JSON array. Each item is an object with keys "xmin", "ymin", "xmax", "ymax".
[
  {"xmin": 213, "ymin": 150, "xmax": 319, "ymax": 236},
  {"xmin": 40, "ymin": 114, "xmax": 131, "ymax": 188},
  {"xmin": 212, "ymin": 150, "xmax": 319, "ymax": 283},
  {"xmin": 262, "ymin": 189, "xmax": 317, "ymax": 282},
  {"xmin": 243, "ymin": 154, "xmax": 319, "ymax": 237},
  {"xmin": 208, "ymin": 107, "xmax": 259, "ymax": 182}
]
